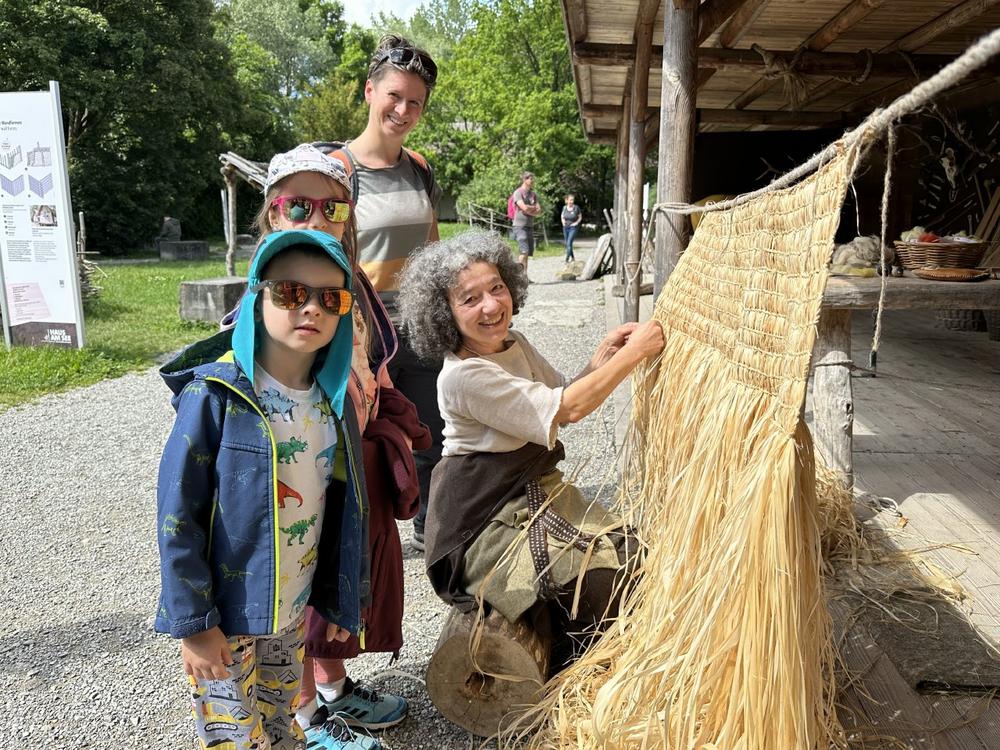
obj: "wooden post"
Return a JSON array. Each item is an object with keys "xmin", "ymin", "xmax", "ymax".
[
  {"xmin": 812, "ymin": 309, "xmax": 854, "ymax": 487},
  {"xmin": 653, "ymin": 0, "xmax": 698, "ymax": 297},
  {"xmin": 426, "ymin": 607, "xmax": 551, "ymax": 737},
  {"xmin": 613, "ymin": 88, "xmax": 631, "ymax": 284},
  {"xmin": 224, "ymin": 169, "xmax": 238, "ymax": 277},
  {"xmin": 624, "ymin": 0, "xmax": 659, "ymax": 323}
]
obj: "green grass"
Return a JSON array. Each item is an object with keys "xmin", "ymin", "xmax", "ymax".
[
  {"xmin": 0, "ymin": 257, "xmax": 248, "ymax": 409},
  {"xmin": 438, "ymin": 221, "xmax": 566, "ymax": 258}
]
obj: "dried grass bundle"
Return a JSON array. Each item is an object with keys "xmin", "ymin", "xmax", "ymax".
[{"xmin": 502, "ymin": 141, "xmax": 869, "ymax": 749}]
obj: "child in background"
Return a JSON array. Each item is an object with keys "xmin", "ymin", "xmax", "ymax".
[
  {"xmin": 155, "ymin": 228, "xmax": 365, "ymax": 750},
  {"xmin": 256, "ymin": 145, "xmax": 429, "ymax": 749}
]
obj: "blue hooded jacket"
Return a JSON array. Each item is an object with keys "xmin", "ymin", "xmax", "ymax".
[{"xmin": 154, "ymin": 230, "xmax": 370, "ymax": 639}]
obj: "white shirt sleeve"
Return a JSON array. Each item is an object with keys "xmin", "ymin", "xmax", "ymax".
[{"xmin": 441, "ymin": 358, "xmax": 564, "ymax": 450}]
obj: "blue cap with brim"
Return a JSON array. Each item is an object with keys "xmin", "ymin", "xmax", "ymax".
[{"xmin": 232, "ymin": 229, "xmax": 354, "ymax": 418}]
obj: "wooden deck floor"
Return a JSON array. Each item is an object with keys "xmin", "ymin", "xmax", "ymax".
[{"xmin": 813, "ymin": 310, "xmax": 1000, "ymax": 749}]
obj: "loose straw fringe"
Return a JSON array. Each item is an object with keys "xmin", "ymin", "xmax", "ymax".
[
  {"xmin": 491, "ymin": 32, "xmax": 1000, "ymax": 750},
  {"xmin": 653, "ymin": 27, "xmax": 1000, "ymax": 218}
]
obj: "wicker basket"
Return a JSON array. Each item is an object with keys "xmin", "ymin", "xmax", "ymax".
[{"xmin": 893, "ymin": 240, "xmax": 986, "ymax": 270}]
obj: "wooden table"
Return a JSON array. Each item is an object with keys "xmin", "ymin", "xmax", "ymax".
[{"xmin": 812, "ymin": 276, "xmax": 1000, "ymax": 487}]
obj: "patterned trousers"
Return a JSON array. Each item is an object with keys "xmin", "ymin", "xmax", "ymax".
[{"xmin": 188, "ymin": 619, "xmax": 307, "ymax": 750}]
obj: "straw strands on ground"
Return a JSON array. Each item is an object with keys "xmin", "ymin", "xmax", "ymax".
[{"xmin": 502, "ymin": 140, "xmax": 868, "ymax": 749}]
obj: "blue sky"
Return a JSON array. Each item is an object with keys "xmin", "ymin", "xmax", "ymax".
[{"xmin": 343, "ymin": 0, "xmax": 423, "ymax": 26}]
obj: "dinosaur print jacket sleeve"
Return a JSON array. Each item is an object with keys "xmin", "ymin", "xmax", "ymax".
[{"xmin": 156, "ymin": 380, "xmax": 226, "ymax": 638}]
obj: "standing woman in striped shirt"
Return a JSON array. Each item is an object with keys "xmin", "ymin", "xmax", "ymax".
[{"xmin": 333, "ymin": 39, "xmax": 443, "ymax": 559}]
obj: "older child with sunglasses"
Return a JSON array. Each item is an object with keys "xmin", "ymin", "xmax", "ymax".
[
  {"xmin": 156, "ymin": 228, "xmax": 363, "ymax": 750},
  {"xmin": 255, "ymin": 144, "xmax": 430, "ymax": 750}
]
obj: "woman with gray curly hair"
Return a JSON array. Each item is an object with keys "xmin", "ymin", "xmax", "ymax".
[{"xmin": 397, "ymin": 229, "xmax": 664, "ymax": 659}]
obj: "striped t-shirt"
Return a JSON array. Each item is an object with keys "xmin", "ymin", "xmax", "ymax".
[{"xmin": 342, "ymin": 147, "xmax": 440, "ymax": 315}]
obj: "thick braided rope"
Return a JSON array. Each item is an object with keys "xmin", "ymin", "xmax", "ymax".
[{"xmin": 653, "ymin": 26, "xmax": 1000, "ymax": 217}]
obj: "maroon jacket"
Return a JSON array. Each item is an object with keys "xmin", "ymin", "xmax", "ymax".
[{"xmin": 305, "ymin": 386, "xmax": 431, "ymax": 658}]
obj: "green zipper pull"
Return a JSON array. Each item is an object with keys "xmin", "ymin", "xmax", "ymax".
[{"xmin": 359, "ymin": 619, "xmax": 366, "ymax": 650}]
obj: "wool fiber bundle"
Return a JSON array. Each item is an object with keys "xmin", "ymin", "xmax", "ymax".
[{"xmin": 504, "ymin": 140, "xmax": 867, "ymax": 750}]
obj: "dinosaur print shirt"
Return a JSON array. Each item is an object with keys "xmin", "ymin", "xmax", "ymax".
[{"xmin": 254, "ymin": 365, "xmax": 338, "ymax": 631}]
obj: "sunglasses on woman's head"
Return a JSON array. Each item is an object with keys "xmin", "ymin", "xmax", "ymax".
[
  {"xmin": 372, "ymin": 47, "xmax": 438, "ymax": 85},
  {"xmin": 253, "ymin": 280, "xmax": 354, "ymax": 316},
  {"xmin": 271, "ymin": 196, "xmax": 352, "ymax": 224}
]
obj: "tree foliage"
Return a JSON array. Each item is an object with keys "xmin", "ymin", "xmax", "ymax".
[
  {"xmin": 218, "ymin": 0, "xmax": 333, "ymax": 99},
  {"xmin": 293, "ymin": 71, "xmax": 367, "ymax": 143},
  {"xmin": 0, "ymin": 0, "xmax": 240, "ymax": 252},
  {"xmin": 395, "ymin": 0, "xmax": 614, "ymax": 223},
  {"xmin": 0, "ymin": 0, "xmax": 612, "ymax": 255}
]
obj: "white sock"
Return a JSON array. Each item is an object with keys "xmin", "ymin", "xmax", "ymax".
[
  {"xmin": 316, "ymin": 676, "xmax": 348, "ymax": 704},
  {"xmin": 294, "ymin": 696, "xmax": 320, "ymax": 730}
]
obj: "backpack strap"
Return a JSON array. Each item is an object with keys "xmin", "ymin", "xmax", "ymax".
[
  {"xmin": 402, "ymin": 147, "xmax": 435, "ymax": 202},
  {"xmin": 327, "ymin": 148, "xmax": 360, "ymax": 204},
  {"xmin": 316, "ymin": 141, "xmax": 434, "ymax": 204}
]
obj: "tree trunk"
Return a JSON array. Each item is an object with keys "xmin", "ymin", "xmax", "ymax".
[{"xmin": 426, "ymin": 606, "xmax": 551, "ymax": 737}]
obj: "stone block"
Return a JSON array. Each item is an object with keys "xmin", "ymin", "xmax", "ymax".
[
  {"xmin": 236, "ymin": 234, "xmax": 257, "ymax": 259},
  {"xmin": 159, "ymin": 240, "xmax": 210, "ymax": 261},
  {"xmin": 554, "ymin": 260, "xmax": 584, "ymax": 281},
  {"xmin": 180, "ymin": 277, "xmax": 246, "ymax": 323}
]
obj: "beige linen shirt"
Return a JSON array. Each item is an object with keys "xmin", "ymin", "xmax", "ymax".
[{"xmin": 437, "ymin": 330, "xmax": 568, "ymax": 456}]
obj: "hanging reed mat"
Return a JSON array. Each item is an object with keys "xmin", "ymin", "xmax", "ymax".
[{"xmin": 501, "ymin": 141, "xmax": 866, "ymax": 750}]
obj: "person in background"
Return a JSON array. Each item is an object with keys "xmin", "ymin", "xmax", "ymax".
[
  {"xmin": 561, "ymin": 194, "xmax": 582, "ymax": 262},
  {"xmin": 512, "ymin": 171, "xmax": 542, "ymax": 273}
]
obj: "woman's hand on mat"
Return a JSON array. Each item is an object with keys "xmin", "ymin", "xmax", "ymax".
[
  {"xmin": 326, "ymin": 623, "xmax": 351, "ymax": 642},
  {"xmin": 591, "ymin": 323, "xmax": 639, "ymax": 368},
  {"xmin": 181, "ymin": 626, "xmax": 233, "ymax": 681},
  {"xmin": 623, "ymin": 320, "xmax": 665, "ymax": 360}
]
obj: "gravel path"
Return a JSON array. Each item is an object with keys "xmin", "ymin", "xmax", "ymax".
[{"xmin": 0, "ymin": 245, "xmax": 621, "ymax": 750}]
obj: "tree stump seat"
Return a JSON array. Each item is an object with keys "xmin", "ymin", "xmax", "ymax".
[{"xmin": 426, "ymin": 606, "xmax": 552, "ymax": 737}]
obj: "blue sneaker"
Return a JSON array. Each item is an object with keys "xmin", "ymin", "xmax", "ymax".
[
  {"xmin": 321, "ymin": 677, "xmax": 408, "ymax": 729},
  {"xmin": 305, "ymin": 715, "xmax": 382, "ymax": 750}
]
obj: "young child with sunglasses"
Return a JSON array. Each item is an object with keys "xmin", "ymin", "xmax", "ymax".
[
  {"xmin": 155, "ymin": 228, "xmax": 364, "ymax": 750},
  {"xmin": 253, "ymin": 144, "xmax": 429, "ymax": 749}
]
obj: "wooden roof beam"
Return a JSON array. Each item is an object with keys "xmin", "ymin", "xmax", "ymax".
[
  {"xmin": 887, "ymin": 0, "xmax": 1000, "ymax": 52},
  {"xmin": 573, "ymin": 43, "xmax": 978, "ymax": 77},
  {"xmin": 583, "ymin": 104, "xmax": 853, "ymax": 127},
  {"xmin": 589, "ymin": 129, "xmax": 618, "ymax": 144},
  {"xmin": 796, "ymin": 0, "xmax": 1000, "ymax": 110},
  {"xmin": 807, "ymin": 0, "xmax": 886, "ymax": 51},
  {"xmin": 563, "ymin": 0, "xmax": 588, "ymax": 43},
  {"xmin": 560, "ymin": 0, "xmax": 592, "ymax": 141},
  {"xmin": 697, "ymin": 0, "xmax": 755, "ymax": 45},
  {"xmin": 730, "ymin": 0, "xmax": 886, "ymax": 109},
  {"xmin": 719, "ymin": 0, "xmax": 769, "ymax": 49}
]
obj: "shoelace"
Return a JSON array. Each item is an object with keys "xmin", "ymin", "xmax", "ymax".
[
  {"xmin": 351, "ymin": 684, "xmax": 380, "ymax": 704},
  {"xmin": 318, "ymin": 715, "xmax": 380, "ymax": 746}
]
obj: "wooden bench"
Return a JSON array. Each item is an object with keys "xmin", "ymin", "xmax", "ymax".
[{"xmin": 812, "ymin": 276, "xmax": 1000, "ymax": 488}]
